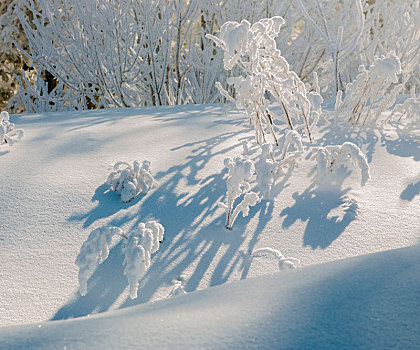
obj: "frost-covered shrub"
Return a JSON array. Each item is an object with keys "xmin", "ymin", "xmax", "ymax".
[
  {"xmin": 0, "ymin": 110, "xmax": 24, "ymax": 146},
  {"xmin": 124, "ymin": 221, "xmax": 165, "ymax": 299},
  {"xmin": 219, "ymin": 155, "xmax": 259, "ymax": 229},
  {"xmin": 386, "ymin": 91, "xmax": 420, "ymax": 131},
  {"xmin": 340, "ymin": 52, "xmax": 402, "ymax": 125},
  {"xmin": 313, "ymin": 142, "xmax": 370, "ymax": 186},
  {"xmin": 75, "ymin": 226, "xmax": 124, "ymax": 296},
  {"xmin": 75, "ymin": 220, "xmax": 164, "ymax": 299},
  {"xmin": 206, "ymin": 16, "xmax": 322, "ymax": 144},
  {"xmin": 252, "ymin": 247, "xmax": 300, "ymax": 270},
  {"xmin": 107, "ymin": 160, "xmax": 156, "ymax": 203}
]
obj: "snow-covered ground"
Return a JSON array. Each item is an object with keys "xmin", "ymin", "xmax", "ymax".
[
  {"xmin": 1, "ymin": 103, "xmax": 419, "ymax": 346},
  {"xmin": 1, "ymin": 244, "xmax": 419, "ymax": 349}
]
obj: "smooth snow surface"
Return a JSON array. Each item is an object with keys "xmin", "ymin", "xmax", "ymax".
[
  {"xmin": 1, "ymin": 245, "xmax": 419, "ymax": 349},
  {"xmin": 1, "ymin": 104, "xmax": 419, "ymax": 328}
]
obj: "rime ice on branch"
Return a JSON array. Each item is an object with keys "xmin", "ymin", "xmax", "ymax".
[
  {"xmin": 206, "ymin": 16, "xmax": 322, "ymax": 144},
  {"xmin": 107, "ymin": 160, "xmax": 156, "ymax": 202}
]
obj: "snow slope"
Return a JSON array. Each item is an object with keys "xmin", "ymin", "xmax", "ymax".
[
  {"xmin": 1, "ymin": 244, "xmax": 419, "ymax": 350},
  {"xmin": 1, "ymin": 103, "xmax": 419, "ymax": 327}
]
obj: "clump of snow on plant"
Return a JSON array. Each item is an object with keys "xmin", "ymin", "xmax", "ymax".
[
  {"xmin": 313, "ymin": 142, "xmax": 370, "ymax": 186},
  {"xmin": 252, "ymin": 247, "xmax": 300, "ymax": 270},
  {"xmin": 75, "ymin": 226, "xmax": 124, "ymax": 296},
  {"xmin": 124, "ymin": 221, "xmax": 164, "ymax": 299},
  {"xmin": 0, "ymin": 111, "xmax": 24, "ymax": 146},
  {"xmin": 75, "ymin": 221, "xmax": 164, "ymax": 299},
  {"xmin": 107, "ymin": 160, "xmax": 156, "ymax": 202},
  {"xmin": 219, "ymin": 155, "xmax": 259, "ymax": 229},
  {"xmin": 341, "ymin": 52, "xmax": 402, "ymax": 125}
]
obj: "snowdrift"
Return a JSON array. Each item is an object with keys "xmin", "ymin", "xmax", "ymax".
[{"xmin": 1, "ymin": 244, "xmax": 419, "ymax": 349}]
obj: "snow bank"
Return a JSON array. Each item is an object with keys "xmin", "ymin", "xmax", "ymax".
[{"xmin": 1, "ymin": 244, "xmax": 419, "ymax": 349}]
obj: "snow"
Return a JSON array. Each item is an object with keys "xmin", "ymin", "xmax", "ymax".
[
  {"xmin": 1, "ymin": 244, "xmax": 419, "ymax": 349},
  {"xmin": 0, "ymin": 103, "xmax": 419, "ymax": 346}
]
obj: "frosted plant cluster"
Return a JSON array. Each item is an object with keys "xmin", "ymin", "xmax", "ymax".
[
  {"xmin": 75, "ymin": 220, "xmax": 164, "ymax": 299},
  {"xmin": 219, "ymin": 155, "xmax": 259, "ymax": 230},
  {"xmin": 313, "ymin": 142, "xmax": 370, "ymax": 187},
  {"xmin": 339, "ymin": 52, "xmax": 402, "ymax": 125},
  {"xmin": 252, "ymin": 247, "xmax": 300, "ymax": 270},
  {"xmin": 107, "ymin": 160, "xmax": 156, "ymax": 203},
  {"xmin": 0, "ymin": 111, "xmax": 23, "ymax": 146},
  {"xmin": 207, "ymin": 16, "xmax": 322, "ymax": 145},
  {"xmin": 211, "ymin": 18, "xmax": 372, "ymax": 229}
]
